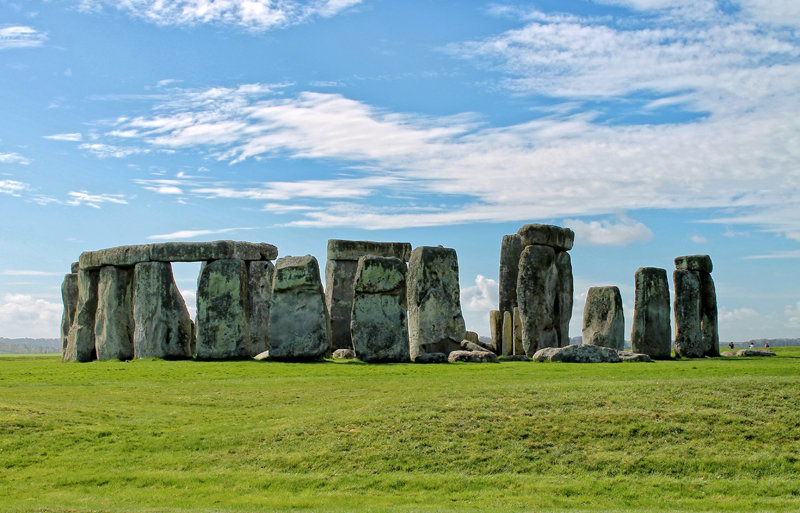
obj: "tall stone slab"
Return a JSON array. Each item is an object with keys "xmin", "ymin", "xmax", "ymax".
[
  {"xmin": 94, "ymin": 266, "xmax": 134, "ymax": 360},
  {"xmin": 350, "ymin": 256, "xmax": 409, "ymax": 363},
  {"xmin": 132, "ymin": 262, "xmax": 194, "ymax": 359},
  {"xmin": 407, "ymin": 246, "xmax": 466, "ymax": 361},
  {"xmin": 502, "ymin": 310, "xmax": 513, "ymax": 356},
  {"xmin": 63, "ymin": 269, "xmax": 99, "ymax": 362},
  {"xmin": 489, "ymin": 310, "xmax": 502, "ymax": 353},
  {"xmin": 248, "ymin": 260, "xmax": 274, "ymax": 355},
  {"xmin": 555, "ymin": 251, "xmax": 573, "ymax": 347},
  {"xmin": 269, "ymin": 255, "xmax": 330, "ymax": 360},
  {"xmin": 196, "ymin": 259, "xmax": 251, "ymax": 359},
  {"xmin": 60, "ymin": 272, "xmax": 79, "ymax": 356},
  {"xmin": 517, "ymin": 244, "xmax": 559, "ymax": 356},
  {"xmin": 701, "ymin": 273, "xmax": 719, "ymax": 357},
  {"xmin": 631, "ymin": 267, "xmax": 671, "ymax": 358},
  {"xmin": 673, "ymin": 269, "xmax": 703, "ymax": 357},
  {"xmin": 513, "ymin": 307, "xmax": 524, "ymax": 354},
  {"xmin": 499, "ymin": 234, "xmax": 523, "ymax": 315},
  {"xmin": 582, "ymin": 286, "xmax": 625, "ymax": 350}
]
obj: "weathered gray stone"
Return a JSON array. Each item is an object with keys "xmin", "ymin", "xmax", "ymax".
[
  {"xmin": 513, "ymin": 306, "xmax": 524, "ymax": 355},
  {"xmin": 59, "ymin": 273, "xmax": 79, "ymax": 356},
  {"xmin": 70, "ymin": 262, "xmax": 80, "ymax": 273},
  {"xmin": 555, "ymin": 251, "xmax": 573, "ymax": 347},
  {"xmin": 332, "ymin": 348, "xmax": 356, "ymax": 359},
  {"xmin": 501, "ymin": 354, "xmax": 530, "ymax": 361},
  {"xmin": 351, "ymin": 256, "xmax": 409, "ymax": 363},
  {"xmin": 413, "ymin": 352, "xmax": 448, "ymax": 363},
  {"xmin": 269, "ymin": 255, "xmax": 330, "ymax": 361},
  {"xmin": 94, "ymin": 266, "xmax": 134, "ymax": 360},
  {"xmin": 460, "ymin": 339, "xmax": 494, "ymax": 354},
  {"xmin": 499, "ymin": 234, "xmax": 523, "ymax": 315},
  {"xmin": 700, "ymin": 273, "xmax": 719, "ymax": 357},
  {"xmin": 631, "ymin": 267, "xmax": 671, "ymax": 358},
  {"xmin": 617, "ymin": 350, "xmax": 652, "ymax": 362},
  {"xmin": 675, "ymin": 254, "xmax": 713, "ymax": 274},
  {"xmin": 448, "ymin": 350, "xmax": 499, "ymax": 363},
  {"xmin": 465, "ymin": 331, "xmax": 479, "ymax": 344},
  {"xmin": 79, "ymin": 244, "xmax": 151, "ymax": 270},
  {"xmin": 196, "ymin": 259, "xmax": 251, "ymax": 359},
  {"xmin": 489, "ymin": 310, "xmax": 502, "ymax": 353},
  {"xmin": 502, "ymin": 310, "xmax": 513, "ymax": 356},
  {"xmin": 583, "ymin": 286, "xmax": 625, "ymax": 350},
  {"xmin": 326, "ymin": 239, "xmax": 412, "ymax": 262},
  {"xmin": 248, "ymin": 260, "xmax": 274, "ymax": 355},
  {"xmin": 517, "ymin": 224, "xmax": 575, "ymax": 251},
  {"xmin": 63, "ymin": 269, "xmax": 99, "ymax": 362},
  {"xmin": 517, "ymin": 244, "xmax": 559, "ymax": 356},
  {"xmin": 673, "ymin": 269, "xmax": 703, "ymax": 358},
  {"xmin": 132, "ymin": 262, "xmax": 194, "ymax": 359},
  {"xmin": 473, "ymin": 339, "xmax": 495, "ymax": 352},
  {"xmin": 407, "ymin": 246, "xmax": 466, "ymax": 360},
  {"xmin": 734, "ymin": 349, "xmax": 775, "ymax": 357},
  {"xmin": 325, "ymin": 259, "xmax": 358, "ymax": 352},
  {"xmin": 532, "ymin": 344, "xmax": 622, "ymax": 363},
  {"xmin": 150, "ymin": 240, "xmax": 277, "ymax": 262}
]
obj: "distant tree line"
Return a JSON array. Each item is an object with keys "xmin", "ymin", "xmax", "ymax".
[{"xmin": 0, "ymin": 338, "xmax": 60, "ymax": 354}]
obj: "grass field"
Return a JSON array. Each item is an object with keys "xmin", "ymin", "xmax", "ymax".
[{"xmin": 1, "ymin": 349, "xmax": 799, "ymax": 512}]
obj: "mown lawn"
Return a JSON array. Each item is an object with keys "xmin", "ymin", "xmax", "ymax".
[{"xmin": 1, "ymin": 348, "xmax": 799, "ymax": 512}]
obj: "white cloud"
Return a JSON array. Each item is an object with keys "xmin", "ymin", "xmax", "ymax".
[
  {"xmin": 738, "ymin": 0, "xmax": 800, "ymax": 28},
  {"xmin": 44, "ymin": 133, "xmax": 83, "ymax": 142},
  {"xmin": 0, "ymin": 270, "xmax": 62, "ymax": 276},
  {"xmin": 78, "ymin": 143, "xmax": 150, "ymax": 158},
  {"xmin": 76, "ymin": 0, "xmax": 363, "ymax": 31},
  {"xmin": 147, "ymin": 227, "xmax": 256, "ymax": 240},
  {"xmin": 0, "ymin": 152, "xmax": 31, "ymax": 165},
  {"xmin": 785, "ymin": 301, "xmax": 800, "ymax": 328},
  {"xmin": 0, "ymin": 294, "xmax": 62, "ymax": 339},
  {"xmin": 690, "ymin": 235, "xmax": 708, "ymax": 244},
  {"xmin": 744, "ymin": 250, "xmax": 800, "ymax": 260},
  {"xmin": 563, "ymin": 214, "xmax": 653, "ymax": 246},
  {"xmin": 145, "ymin": 184, "xmax": 183, "ymax": 195},
  {"xmin": 66, "ymin": 191, "xmax": 128, "ymax": 208},
  {"xmin": 460, "ymin": 274, "xmax": 499, "ymax": 336},
  {"xmin": 0, "ymin": 25, "xmax": 47, "ymax": 50},
  {"xmin": 0, "ymin": 179, "xmax": 29, "ymax": 197},
  {"xmin": 719, "ymin": 306, "xmax": 760, "ymax": 322}
]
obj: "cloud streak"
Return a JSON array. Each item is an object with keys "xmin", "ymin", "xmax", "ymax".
[
  {"xmin": 147, "ymin": 227, "xmax": 257, "ymax": 240},
  {"xmin": 0, "ymin": 26, "xmax": 47, "ymax": 50}
]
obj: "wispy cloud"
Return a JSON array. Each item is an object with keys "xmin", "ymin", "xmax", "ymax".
[
  {"xmin": 44, "ymin": 132, "xmax": 83, "ymax": 142},
  {"xmin": 0, "ymin": 152, "xmax": 31, "ymax": 165},
  {"xmin": 78, "ymin": 143, "xmax": 150, "ymax": 158},
  {"xmin": 0, "ymin": 293, "xmax": 62, "ymax": 339},
  {"xmin": 0, "ymin": 26, "xmax": 47, "ymax": 50},
  {"xmin": 690, "ymin": 235, "xmax": 708, "ymax": 244},
  {"xmin": 66, "ymin": 191, "xmax": 128, "ymax": 208},
  {"xmin": 147, "ymin": 227, "xmax": 257, "ymax": 240},
  {"xmin": 0, "ymin": 179, "xmax": 30, "ymax": 197},
  {"xmin": 563, "ymin": 214, "xmax": 653, "ymax": 246},
  {"xmin": 744, "ymin": 250, "xmax": 800, "ymax": 260},
  {"xmin": 0, "ymin": 270, "xmax": 62, "ymax": 276}
]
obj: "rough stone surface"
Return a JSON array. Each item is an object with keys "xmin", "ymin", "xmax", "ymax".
[
  {"xmin": 533, "ymin": 344, "xmax": 622, "ymax": 363},
  {"xmin": 70, "ymin": 262, "xmax": 80, "ymax": 273},
  {"xmin": 350, "ymin": 256, "xmax": 409, "ymax": 363},
  {"xmin": 59, "ymin": 273, "xmax": 79, "ymax": 356},
  {"xmin": 700, "ymin": 273, "xmax": 720, "ymax": 357},
  {"xmin": 325, "ymin": 259, "xmax": 358, "ymax": 352},
  {"xmin": 327, "ymin": 239, "xmax": 412, "ymax": 262},
  {"xmin": 582, "ymin": 286, "xmax": 625, "ymax": 350},
  {"xmin": 448, "ymin": 350, "xmax": 499, "ymax": 363},
  {"xmin": 673, "ymin": 269, "xmax": 703, "ymax": 357},
  {"xmin": 150, "ymin": 240, "xmax": 277, "ymax": 262},
  {"xmin": 461, "ymin": 339, "xmax": 494, "ymax": 354},
  {"xmin": 501, "ymin": 354, "xmax": 530, "ymax": 361},
  {"xmin": 617, "ymin": 350, "xmax": 652, "ymax": 362},
  {"xmin": 513, "ymin": 307, "xmax": 524, "ymax": 355},
  {"xmin": 473, "ymin": 339, "xmax": 495, "ymax": 352},
  {"xmin": 63, "ymin": 269, "xmax": 99, "ymax": 362},
  {"xmin": 517, "ymin": 244, "xmax": 559, "ymax": 356},
  {"xmin": 196, "ymin": 259, "xmax": 251, "ymax": 359},
  {"xmin": 79, "ymin": 244, "xmax": 151, "ymax": 270},
  {"xmin": 502, "ymin": 310, "xmax": 513, "ymax": 356},
  {"xmin": 332, "ymin": 348, "xmax": 356, "ymax": 359},
  {"xmin": 723, "ymin": 349, "xmax": 776, "ymax": 357},
  {"xmin": 489, "ymin": 310, "xmax": 502, "ymax": 353},
  {"xmin": 555, "ymin": 251, "xmax": 573, "ymax": 347},
  {"xmin": 413, "ymin": 352, "xmax": 448, "ymax": 363},
  {"xmin": 465, "ymin": 331, "xmax": 479, "ymax": 344},
  {"xmin": 499, "ymin": 234, "xmax": 523, "ymax": 315},
  {"xmin": 269, "ymin": 255, "xmax": 330, "ymax": 361},
  {"xmin": 94, "ymin": 266, "xmax": 134, "ymax": 360},
  {"xmin": 407, "ymin": 246, "xmax": 466, "ymax": 360},
  {"xmin": 631, "ymin": 267, "xmax": 671, "ymax": 358},
  {"xmin": 248, "ymin": 260, "xmax": 274, "ymax": 355},
  {"xmin": 675, "ymin": 254, "xmax": 713, "ymax": 273},
  {"xmin": 517, "ymin": 224, "xmax": 575, "ymax": 251},
  {"xmin": 132, "ymin": 262, "xmax": 194, "ymax": 359}
]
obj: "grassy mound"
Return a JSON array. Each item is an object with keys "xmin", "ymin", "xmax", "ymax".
[{"xmin": 1, "ymin": 348, "xmax": 799, "ymax": 512}]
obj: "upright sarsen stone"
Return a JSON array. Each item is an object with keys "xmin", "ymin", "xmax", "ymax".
[
  {"xmin": 673, "ymin": 269, "xmax": 703, "ymax": 357},
  {"xmin": 269, "ymin": 255, "xmax": 330, "ymax": 360},
  {"xmin": 350, "ymin": 256, "xmax": 409, "ymax": 362},
  {"xmin": 489, "ymin": 310, "xmax": 502, "ymax": 353},
  {"xmin": 63, "ymin": 269, "xmax": 99, "ymax": 362},
  {"xmin": 582, "ymin": 286, "xmax": 625, "ymax": 350},
  {"xmin": 499, "ymin": 234, "xmax": 523, "ymax": 315},
  {"xmin": 700, "ymin": 272, "xmax": 719, "ymax": 357},
  {"xmin": 631, "ymin": 267, "xmax": 671, "ymax": 358},
  {"xmin": 502, "ymin": 310, "xmax": 513, "ymax": 356},
  {"xmin": 60, "ymin": 272, "xmax": 79, "ymax": 356},
  {"xmin": 196, "ymin": 259, "xmax": 251, "ymax": 359},
  {"xmin": 555, "ymin": 251, "xmax": 573, "ymax": 347},
  {"xmin": 248, "ymin": 260, "xmax": 274, "ymax": 355},
  {"xmin": 94, "ymin": 266, "xmax": 134, "ymax": 360},
  {"xmin": 407, "ymin": 246, "xmax": 466, "ymax": 360},
  {"xmin": 132, "ymin": 262, "xmax": 194, "ymax": 359}
]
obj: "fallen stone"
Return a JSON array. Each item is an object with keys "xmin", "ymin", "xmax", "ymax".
[
  {"xmin": 501, "ymin": 354, "xmax": 530, "ymax": 362},
  {"xmin": 332, "ymin": 348, "xmax": 356, "ymax": 359},
  {"xmin": 413, "ymin": 352, "xmax": 448, "ymax": 363},
  {"xmin": 674, "ymin": 254, "xmax": 713, "ymax": 274},
  {"xmin": 673, "ymin": 269, "xmax": 703, "ymax": 358},
  {"xmin": 517, "ymin": 244, "xmax": 559, "ymax": 356},
  {"xmin": 617, "ymin": 350, "xmax": 652, "ymax": 362},
  {"xmin": 94, "ymin": 266, "xmax": 134, "ymax": 360},
  {"xmin": 555, "ymin": 251, "xmax": 573, "ymax": 347},
  {"xmin": 489, "ymin": 310, "xmax": 502, "ymax": 353},
  {"xmin": 407, "ymin": 246, "xmax": 466, "ymax": 360},
  {"xmin": 59, "ymin": 273, "xmax": 79, "ymax": 356},
  {"xmin": 448, "ymin": 350, "xmax": 499, "ymax": 363},
  {"xmin": 79, "ymin": 244, "xmax": 151, "ymax": 271},
  {"xmin": 269, "ymin": 255, "xmax": 330, "ymax": 361},
  {"xmin": 532, "ymin": 344, "xmax": 622, "ymax": 363},
  {"xmin": 499, "ymin": 234, "xmax": 523, "ymax": 315},
  {"xmin": 631, "ymin": 267, "xmax": 671, "ymax": 359},
  {"xmin": 63, "ymin": 269, "xmax": 99, "ymax": 362},
  {"xmin": 350, "ymin": 256, "xmax": 409, "ymax": 363},
  {"xmin": 132, "ymin": 262, "xmax": 194, "ymax": 359},
  {"xmin": 465, "ymin": 330, "xmax": 479, "ymax": 344},
  {"xmin": 736, "ymin": 349, "xmax": 776, "ymax": 357},
  {"xmin": 254, "ymin": 350, "xmax": 270, "ymax": 360},
  {"xmin": 326, "ymin": 239, "xmax": 412, "ymax": 262},
  {"xmin": 460, "ymin": 339, "xmax": 494, "ymax": 354},
  {"xmin": 248, "ymin": 260, "xmax": 274, "ymax": 355},
  {"xmin": 473, "ymin": 339, "xmax": 495, "ymax": 352},
  {"xmin": 517, "ymin": 224, "xmax": 575, "ymax": 251},
  {"xmin": 196, "ymin": 259, "xmax": 251, "ymax": 359},
  {"xmin": 149, "ymin": 240, "xmax": 277, "ymax": 262},
  {"xmin": 583, "ymin": 286, "xmax": 625, "ymax": 350}
]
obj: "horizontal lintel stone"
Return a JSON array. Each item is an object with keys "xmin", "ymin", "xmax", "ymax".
[
  {"xmin": 674, "ymin": 254, "xmax": 713, "ymax": 273},
  {"xmin": 79, "ymin": 244, "xmax": 151, "ymax": 270},
  {"xmin": 327, "ymin": 239, "xmax": 412, "ymax": 262},
  {"xmin": 517, "ymin": 224, "xmax": 574, "ymax": 251}
]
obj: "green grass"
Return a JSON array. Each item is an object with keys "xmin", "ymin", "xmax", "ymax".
[{"xmin": 2, "ymin": 348, "xmax": 800, "ymax": 512}]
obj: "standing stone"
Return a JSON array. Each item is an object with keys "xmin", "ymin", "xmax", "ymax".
[
  {"xmin": 499, "ymin": 234, "xmax": 524, "ymax": 315},
  {"xmin": 59, "ymin": 273, "xmax": 79, "ymax": 356},
  {"xmin": 269, "ymin": 255, "xmax": 330, "ymax": 360},
  {"xmin": 94, "ymin": 266, "xmax": 134, "ymax": 360},
  {"xmin": 700, "ymin": 273, "xmax": 719, "ymax": 357},
  {"xmin": 350, "ymin": 256, "xmax": 409, "ymax": 363},
  {"xmin": 248, "ymin": 260, "xmax": 274, "ymax": 355},
  {"xmin": 489, "ymin": 310, "xmax": 502, "ymax": 353},
  {"xmin": 631, "ymin": 267, "xmax": 671, "ymax": 358},
  {"xmin": 132, "ymin": 262, "xmax": 194, "ymax": 359},
  {"xmin": 673, "ymin": 269, "xmax": 703, "ymax": 357},
  {"xmin": 555, "ymin": 251, "xmax": 573, "ymax": 347},
  {"xmin": 517, "ymin": 244, "xmax": 559, "ymax": 356},
  {"xmin": 196, "ymin": 259, "xmax": 251, "ymax": 359},
  {"xmin": 502, "ymin": 310, "xmax": 513, "ymax": 356},
  {"xmin": 407, "ymin": 246, "xmax": 466, "ymax": 361},
  {"xmin": 513, "ymin": 307, "xmax": 524, "ymax": 355},
  {"xmin": 63, "ymin": 269, "xmax": 99, "ymax": 362},
  {"xmin": 582, "ymin": 286, "xmax": 625, "ymax": 350}
]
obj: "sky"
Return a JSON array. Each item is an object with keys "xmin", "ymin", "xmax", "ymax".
[{"xmin": 0, "ymin": 0, "xmax": 798, "ymax": 342}]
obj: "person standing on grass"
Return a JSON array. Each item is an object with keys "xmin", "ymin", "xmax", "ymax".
[
  {"xmin": 749, "ymin": 341, "xmax": 755, "ymax": 348},
  {"xmin": 729, "ymin": 341, "xmax": 735, "ymax": 350}
]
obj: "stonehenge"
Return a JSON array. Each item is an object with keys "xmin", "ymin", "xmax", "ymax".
[
  {"xmin": 673, "ymin": 255, "xmax": 719, "ymax": 358},
  {"xmin": 582, "ymin": 286, "xmax": 624, "ymax": 350},
  {"xmin": 631, "ymin": 267, "xmax": 671, "ymax": 358}
]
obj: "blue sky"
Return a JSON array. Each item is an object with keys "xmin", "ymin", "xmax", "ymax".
[{"xmin": 1, "ymin": 0, "xmax": 798, "ymax": 341}]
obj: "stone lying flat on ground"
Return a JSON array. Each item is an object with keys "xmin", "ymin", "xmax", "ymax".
[
  {"xmin": 582, "ymin": 286, "xmax": 625, "ymax": 350},
  {"xmin": 674, "ymin": 254, "xmax": 713, "ymax": 273},
  {"xmin": 617, "ymin": 350, "xmax": 652, "ymax": 362},
  {"xmin": 448, "ymin": 350, "xmax": 499, "ymax": 363},
  {"xmin": 721, "ymin": 349, "xmax": 776, "ymax": 357},
  {"xmin": 332, "ymin": 348, "xmax": 356, "ymax": 359},
  {"xmin": 79, "ymin": 244, "xmax": 151, "ymax": 270},
  {"xmin": 517, "ymin": 224, "xmax": 575, "ymax": 251},
  {"xmin": 151, "ymin": 240, "xmax": 277, "ymax": 262},
  {"xmin": 532, "ymin": 344, "xmax": 622, "ymax": 363},
  {"xmin": 631, "ymin": 267, "xmax": 671, "ymax": 358},
  {"xmin": 94, "ymin": 265, "xmax": 134, "ymax": 360},
  {"xmin": 501, "ymin": 354, "xmax": 530, "ymax": 362},
  {"xmin": 499, "ymin": 234, "xmax": 523, "ymax": 315},
  {"xmin": 460, "ymin": 339, "xmax": 494, "ymax": 354},
  {"xmin": 327, "ymin": 239, "xmax": 412, "ymax": 261},
  {"xmin": 196, "ymin": 259, "xmax": 251, "ymax": 359},
  {"xmin": 63, "ymin": 269, "xmax": 99, "ymax": 362},
  {"xmin": 413, "ymin": 352, "xmax": 448, "ymax": 363}
]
